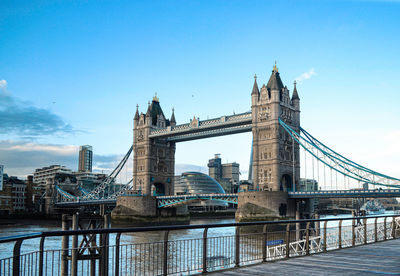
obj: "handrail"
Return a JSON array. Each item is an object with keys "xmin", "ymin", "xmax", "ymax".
[{"xmin": 0, "ymin": 214, "xmax": 396, "ymax": 244}]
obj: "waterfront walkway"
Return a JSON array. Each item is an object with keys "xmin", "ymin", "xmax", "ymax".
[{"xmin": 216, "ymin": 239, "xmax": 400, "ymax": 275}]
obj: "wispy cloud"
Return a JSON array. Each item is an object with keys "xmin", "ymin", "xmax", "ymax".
[
  {"xmin": 0, "ymin": 80, "xmax": 7, "ymax": 89},
  {"xmin": 0, "ymin": 80, "xmax": 76, "ymax": 137},
  {"xmin": 295, "ymin": 68, "xmax": 316, "ymax": 83}
]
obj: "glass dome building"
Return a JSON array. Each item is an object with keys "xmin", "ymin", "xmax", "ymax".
[{"xmin": 175, "ymin": 172, "xmax": 227, "ymax": 210}]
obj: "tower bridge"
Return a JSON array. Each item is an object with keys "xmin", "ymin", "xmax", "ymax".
[{"xmin": 51, "ymin": 64, "xmax": 400, "ymax": 222}]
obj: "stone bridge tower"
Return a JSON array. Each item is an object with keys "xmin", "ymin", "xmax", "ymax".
[
  {"xmin": 251, "ymin": 64, "xmax": 300, "ymax": 192},
  {"xmin": 132, "ymin": 95, "xmax": 176, "ymax": 196}
]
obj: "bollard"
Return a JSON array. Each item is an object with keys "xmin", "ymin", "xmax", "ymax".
[{"xmin": 202, "ymin": 228, "xmax": 208, "ymax": 273}]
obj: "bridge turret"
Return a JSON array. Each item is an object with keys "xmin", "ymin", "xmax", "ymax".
[
  {"xmin": 251, "ymin": 74, "xmax": 259, "ymax": 106},
  {"xmin": 170, "ymin": 108, "xmax": 176, "ymax": 127},
  {"xmin": 133, "ymin": 104, "xmax": 139, "ymax": 127},
  {"xmin": 291, "ymin": 81, "xmax": 300, "ymax": 126}
]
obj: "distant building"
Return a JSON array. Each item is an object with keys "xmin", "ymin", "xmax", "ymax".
[
  {"xmin": 33, "ymin": 165, "xmax": 73, "ymax": 189},
  {"xmin": 174, "ymin": 172, "xmax": 227, "ymax": 211},
  {"xmin": 208, "ymin": 154, "xmax": 240, "ymax": 193},
  {"xmin": 0, "ymin": 174, "xmax": 26, "ymax": 214},
  {"xmin": 298, "ymin": 178, "xmax": 318, "ymax": 191},
  {"xmin": 79, "ymin": 145, "xmax": 93, "ymax": 172}
]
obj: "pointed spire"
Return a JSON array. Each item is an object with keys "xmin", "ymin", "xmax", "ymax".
[
  {"xmin": 292, "ymin": 80, "xmax": 300, "ymax": 100},
  {"xmin": 267, "ymin": 62, "xmax": 284, "ymax": 90},
  {"xmin": 134, "ymin": 104, "xmax": 139, "ymax": 120},
  {"xmin": 153, "ymin": 92, "xmax": 159, "ymax": 102},
  {"xmin": 251, "ymin": 74, "xmax": 259, "ymax": 95},
  {"xmin": 273, "ymin": 60, "xmax": 278, "ymax": 72},
  {"xmin": 170, "ymin": 107, "xmax": 176, "ymax": 125},
  {"xmin": 146, "ymin": 101, "xmax": 151, "ymax": 117}
]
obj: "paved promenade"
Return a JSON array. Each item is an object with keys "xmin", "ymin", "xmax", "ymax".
[{"xmin": 216, "ymin": 239, "xmax": 400, "ymax": 275}]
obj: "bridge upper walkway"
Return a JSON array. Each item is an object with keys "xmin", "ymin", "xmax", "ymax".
[
  {"xmin": 149, "ymin": 111, "xmax": 252, "ymax": 142},
  {"xmin": 54, "ymin": 188, "xmax": 400, "ymax": 207}
]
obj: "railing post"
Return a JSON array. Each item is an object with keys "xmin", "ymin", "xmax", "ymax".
[
  {"xmin": 202, "ymin": 228, "xmax": 208, "ymax": 273},
  {"xmin": 363, "ymin": 217, "xmax": 367, "ymax": 244},
  {"xmin": 338, "ymin": 220, "xmax": 342, "ymax": 249},
  {"xmin": 391, "ymin": 216, "xmax": 396, "ymax": 239},
  {"xmin": 101, "ymin": 214, "xmax": 110, "ymax": 276},
  {"xmin": 89, "ymin": 220, "xmax": 96, "ymax": 276},
  {"xmin": 262, "ymin": 225, "xmax": 268, "ymax": 262},
  {"xmin": 12, "ymin": 239, "xmax": 23, "ymax": 276},
  {"xmin": 115, "ymin": 233, "xmax": 121, "ymax": 276},
  {"xmin": 306, "ymin": 222, "xmax": 310, "ymax": 255},
  {"xmin": 352, "ymin": 217, "xmax": 355, "ymax": 246},
  {"xmin": 61, "ymin": 214, "xmax": 69, "ymax": 276},
  {"xmin": 39, "ymin": 237, "xmax": 45, "ymax": 276},
  {"xmin": 323, "ymin": 221, "xmax": 328, "ymax": 252},
  {"xmin": 374, "ymin": 217, "xmax": 378, "ymax": 243},
  {"xmin": 286, "ymin": 223, "xmax": 290, "ymax": 258},
  {"xmin": 234, "ymin": 226, "xmax": 240, "ymax": 267},
  {"xmin": 384, "ymin": 217, "xmax": 387, "ymax": 240},
  {"xmin": 71, "ymin": 213, "xmax": 79, "ymax": 276},
  {"xmin": 163, "ymin": 230, "xmax": 169, "ymax": 276}
]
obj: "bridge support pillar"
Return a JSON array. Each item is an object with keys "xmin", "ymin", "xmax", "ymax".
[
  {"xmin": 111, "ymin": 194, "xmax": 189, "ymax": 225},
  {"xmin": 235, "ymin": 191, "xmax": 295, "ymax": 222}
]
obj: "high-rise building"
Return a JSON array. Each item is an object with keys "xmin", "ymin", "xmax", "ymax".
[
  {"xmin": 79, "ymin": 145, "xmax": 93, "ymax": 172},
  {"xmin": 207, "ymin": 154, "xmax": 240, "ymax": 193}
]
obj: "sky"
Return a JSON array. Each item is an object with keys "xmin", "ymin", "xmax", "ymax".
[{"xmin": 0, "ymin": 0, "xmax": 400, "ymax": 180}]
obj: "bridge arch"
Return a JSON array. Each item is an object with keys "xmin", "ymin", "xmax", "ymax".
[
  {"xmin": 151, "ymin": 182, "xmax": 166, "ymax": 196},
  {"xmin": 280, "ymin": 174, "xmax": 293, "ymax": 192}
]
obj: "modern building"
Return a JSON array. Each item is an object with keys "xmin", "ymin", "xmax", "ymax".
[
  {"xmin": 174, "ymin": 172, "xmax": 227, "ymax": 211},
  {"xmin": 78, "ymin": 145, "xmax": 93, "ymax": 172},
  {"xmin": 298, "ymin": 178, "xmax": 319, "ymax": 192},
  {"xmin": 208, "ymin": 154, "xmax": 240, "ymax": 193},
  {"xmin": 33, "ymin": 165, "xmax": 73, "ymax": 189}
]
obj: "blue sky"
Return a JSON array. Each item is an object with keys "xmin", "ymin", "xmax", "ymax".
[{"xmin": 1, "ymin": 0, "xmax": 400, "ymax": 180}]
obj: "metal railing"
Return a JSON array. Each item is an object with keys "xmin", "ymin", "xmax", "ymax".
[{"xmin": 1, "ymin": 215, "xmax": 399, "ymax": 276}]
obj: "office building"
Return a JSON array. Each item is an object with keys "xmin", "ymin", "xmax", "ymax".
[{"xmin": 208, "ymin": 154, "xmax": 240, "ymax": 193}]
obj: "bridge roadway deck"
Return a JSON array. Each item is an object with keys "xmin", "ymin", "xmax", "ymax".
[{"xmin": 215, "ymin": 238, "xmax": 400, "ymax": 275}]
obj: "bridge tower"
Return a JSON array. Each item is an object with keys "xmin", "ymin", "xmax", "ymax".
[
  {"xmin": 251, "ymin": 64, "xmax": 300, "ymax": 192},
  {"xmin": 237, "ymin": 64, "xmax": 301, "ymax": 221},
  {"xmin": 132, "ymin": 94, "xmax": 176, "ymax": 196}
]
